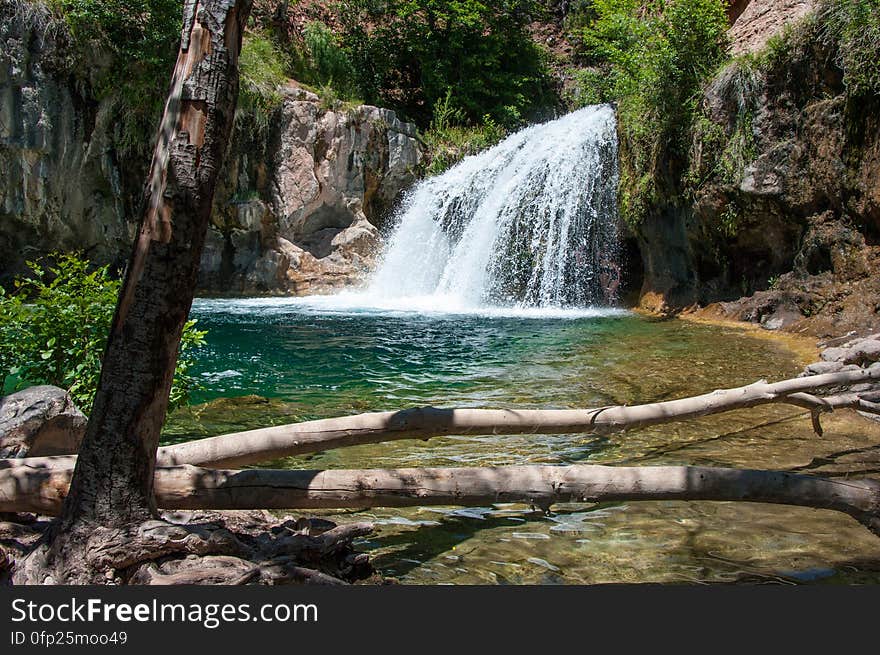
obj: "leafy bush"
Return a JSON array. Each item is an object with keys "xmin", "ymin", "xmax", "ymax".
[
  {"xmin": 0, "ymin": 253, "xmax": 206, "ymax": 414},
  {"xmin": 238, "ymin": 32, "xmax": 289, "ymax": 132},
  {"xmin": 684, "ymin": 1, "xmax": 880, "ymax": 236},
  {"xmin": 291, "ymin": 21, "xmax": 361, "ymax": 103},
  {"xmin": 573, "ymin": 0, "xmax": 730, "ymax": 225},
  {"xmin": 420, "ymin": 91, "xmax": 505, "ymax": 175},
  {"xmin": 47, "ymin": 0, "xmax": 183, "ymax": 156},
  {"xmin": 819, "ymin": 0, "xmax": 880, "ymax": 97},
  {"xmin": 336, "ymin": 0, "xmax": 553, "ymax": 129}
]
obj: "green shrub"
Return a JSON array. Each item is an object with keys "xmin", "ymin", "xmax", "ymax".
[
  {"xmin": 819, "ymin": 0, "xmax": 880, "ymax": 97},
  {"xmin": 291, "ymin": 21, "xmax": 361, "ymax": 103},
  {"xmin": 336, "ymin": 0, "xmax": 553, "ymax": 129},
  {"xmin": 47, "ymin": 0, "xmax": 183, "ymax": 156},
  {"xmin": 238, "ymin": 32, "xmax": 289, "ymax": 131},
  {"xmin": 418, "ymin": 90, "xmax": 505, "ymax": 175},
  {"xmin": 564, "ymin": 67, "xmax": 609, "ymax": 109},
  {"xmin": 685, "ymin": 59, "xmax": 760, "ymax": 202},
  {"xmin": 574, "ymin": 0, "xmax": 730, "ymax": 225},
  {"xmin": 0, "ymin": 253, "xmax": 206, "ymax": 414}
]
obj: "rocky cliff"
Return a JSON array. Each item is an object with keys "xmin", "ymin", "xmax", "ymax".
[
  {"xmin": 199, "ymin": 86, "xmax": 421, "ymax": 295},
  {"xmin": 0, "ymin": 2, "xmax": 422, "ymax": 294},
  {"xmin": 728, "ymin": 0, "xmax": 815, "ymax": 55},
  {"xmin": 0, "ymin": 2, "xmax": 137, "ymax": 285},
  {"xmin": 633, "ymin": 3, "xmax": 880, "ymax": 338}
]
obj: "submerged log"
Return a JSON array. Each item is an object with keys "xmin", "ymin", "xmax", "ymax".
[
  {"xmin": 2, "ymin": 461, "xmax": 879, "ymax": 536},
  {"xmin": 153, "ymin": 367, "xmax": 880, "ymax": 468}
]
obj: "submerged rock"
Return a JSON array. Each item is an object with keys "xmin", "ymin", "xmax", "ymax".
[{"xmin": 0, "ymin": 385, "xmax": 86, "ymax": 457}]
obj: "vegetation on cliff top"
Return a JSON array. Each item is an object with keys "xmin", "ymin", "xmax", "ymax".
[
  {"xmin": 687, "ymin": 0, "xmax": 880, "ymax": 237},
  {"xmin": 28, "ymin": 0, "xmax": 557, "ymax": 175},
  {"xmin": 333, "ymin": 0, "xmax": 553, "ymax": 129},
  {"xmin": 44, "ymin": 0, "xmax": 181, "ymax": 155},
  {"xmin": 28, "ymin": 0, "xmax": 880, "ymax": 212},
  {"xmin": 562, "ymin": 0, "xmax": 880, "ymax": 232},
  {"xmin": 567, "ymin": 0, "xmax": 730, "ymax": 226}
]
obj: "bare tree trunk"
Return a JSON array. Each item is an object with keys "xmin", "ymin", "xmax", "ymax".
[
  {"xmin": 13, "ymin": 0, "xmax": 254, "ymax": 583},
  {"xmin": 4, "ymin": 463, "xmax": 879, "ymax": 536},
  {"xmin": 154, "ymin": 368, "xmax": 880, "ymax": 468},
  {"xmin": 62, "ymin": 0, "xmax": 252, "ymax": 528}
]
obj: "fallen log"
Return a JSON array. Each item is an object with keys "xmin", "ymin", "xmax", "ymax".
[
  {"xmin": 2, "ymin": 461, "xmax": 878, "ymax": 536},
  {"xmin": 152, "ymin": 367, "xmax": 880, "ymax": 468},
  {"xmin": 5, "ymin": 369, "xmax": 879, "ymax": 474}
]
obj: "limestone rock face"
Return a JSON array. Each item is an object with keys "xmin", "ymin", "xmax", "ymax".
[
  {"xmin": 0, "ymin": 5, "xmax": 422, "ymax": 295},
  {"xmin": 0, "ymin": 385, "xmax": 86, "ymax": 457},
  {"xmin": 635, "ymin": 13, "xmax": 880, "ymax": 334},
  {"xmin": 729, "ymin": 0, "xmax": 815, "ymax": 56},
  {"xmin": 197, "ymin": 87, "xmax": 421, "ymax": 295},
  {"xmin": 0, "ymin": 5, "xmax": 137, "ymax": 287}
]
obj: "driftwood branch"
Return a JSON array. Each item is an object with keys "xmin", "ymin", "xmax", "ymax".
[
  {"xmin": 5, "ymin": 369, "xmax": 878, "ymax": 474},
  {"xmin": 152, "ymin": 367, "xmax": 880, "ymax": 468},
  {"xmin": 2, "ymin": 462, "xmax": 878, "ymax": 537}
]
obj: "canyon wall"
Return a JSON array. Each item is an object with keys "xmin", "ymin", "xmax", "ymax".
[
  {"xmin": 0, "ymin": 3, "xmax": 422, "ymax": 294},
  {"xmin": 633, "ymin": 2, "xmax": 880, "ymax": 337}
]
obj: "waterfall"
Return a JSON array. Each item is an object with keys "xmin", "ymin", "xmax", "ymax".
[{"xmin": 366, "ymin": 105, "xmax": 620, "ymax": 310}]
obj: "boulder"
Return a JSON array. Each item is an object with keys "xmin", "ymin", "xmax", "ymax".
[
  {"xmin": 729, "ymin": 0, "xmax": 815, "ymax": 56},
  {"xmin": 198, "ymin": 86, "xmax": 422, "ymax": 295},
  {"xmin": 0, "ymin": 386, "xmax": 86, "ymax": 457}
]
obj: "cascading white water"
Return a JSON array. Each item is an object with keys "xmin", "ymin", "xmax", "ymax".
[{"xmin": 366, "ymin": 105, "xmax": 620, "ymax": 310}]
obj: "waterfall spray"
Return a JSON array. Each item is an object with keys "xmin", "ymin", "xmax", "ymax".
[{"xmin": 367, "ymin": 105, "xmax": 620, "ymax": 309}]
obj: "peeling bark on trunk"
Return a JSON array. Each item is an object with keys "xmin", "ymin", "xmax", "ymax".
[
  {"xmin": 10, "ymin": 0, "xmax": 254, "ymax": 583},
  {"xmin": 61, "ymin": 0, "xmax": 252, "ymax": 529},
  {"xmin": 3, "ymin": 463, "xmax": 879, "ymax": 537}
]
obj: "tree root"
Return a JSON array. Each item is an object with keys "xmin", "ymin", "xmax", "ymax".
[{"xmin": 5, "ymin": 510, "xmax": 376, "ymax": 585}]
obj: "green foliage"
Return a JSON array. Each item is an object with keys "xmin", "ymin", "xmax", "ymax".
[
  {"xmin": 573, "ymin": 0, "xmax": 730, "ymax": 225},
  {"xmin": 336, "ymin": 0, "xmax": 553, "ymax": 129},
  {"xmin": 819, "ymin": 0, "xmax": 880, "ymax": 97},
  {"xmin": 685, "ymin": 60, "xmax": 760, "ymax": 206},
  {"xmin": 0, "ymin": 287, "xmax": 24, "ymax": 392},
  {"xmin": 291, "ymin": 21, "xmax": 360, "ymax": 103},
  {"xmin": 238, "ymin": 32, "xmax": 289, "ymax": 131},
  {"xmin": 48, "ymin": 0, "xmax": 183, "ymax": 156},
  {"xmin": 0, "ymin": 253, "xmax": 206, "ymax": 414},
  {"xmin": 682, "ymin": 0, "xmax": 880, "ymax": 237},
  {"xmin": 420, "ymin": 91, "xmax": 506, "ymax": 175},
  {"xmin": 564, "ymin": 67, "xmax": 608, "ymax": 108}
]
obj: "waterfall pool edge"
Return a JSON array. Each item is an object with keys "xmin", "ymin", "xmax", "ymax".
[{"xmin": 163, "ymin": 299, "xmax": 880, "ymax": 584}]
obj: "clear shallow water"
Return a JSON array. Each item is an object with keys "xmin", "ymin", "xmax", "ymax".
[{"xmin": 164, "ymin": 297, "xmax": 880, "ymax": 584}]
